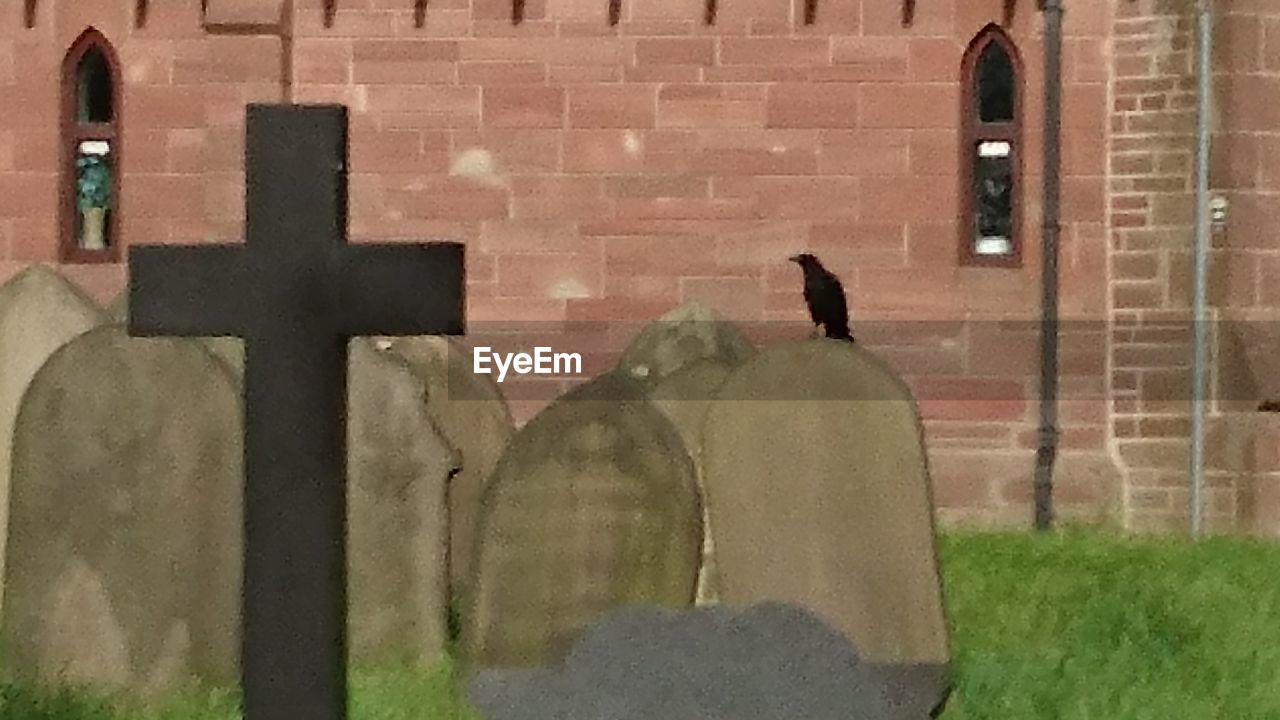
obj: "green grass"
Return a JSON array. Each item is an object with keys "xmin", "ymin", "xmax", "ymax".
[
  {"xmin": 3, "ymin": 529, "xmax": 1278, "ymax": 719},
  {"xmin": 938, "ymin": 529, "xmax": 1280, "ymax": 719}
]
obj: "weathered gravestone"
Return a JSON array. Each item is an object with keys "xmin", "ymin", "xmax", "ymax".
[
  {"xmin": 382, "ymin": 335, "xmax": 514, "ymax": 615},
  {"xmin": 0, "ymin": 265, "xmax": 107, "ymax": 613},
  {"xmin": 2, "ymin": 326, "xmax": 243, "ymax": 694},
  {"xmin": 700, "ymin": 339, "xmax": 952, "ymax": 717},
  {"xmin": 616, "ymin": 301, "xmax": 755, "ymax": 387},
  {"xmin": 1, "ymin": 332, "xmax": 461, "ymax": 694},
  {"xmin": 648, "ymin": 359, "xmax": 737, "ymax": 606},
  {"xmin": 461, "ymin": 371, "xmax": 702, "ymax": 669},
  {"xmin": 109, "ymin": 290, "xmax": 244, "ymax": 376},
  {"xmin": 346, "ymin": 338, "xmax": 460, "ymax": 667},
  {"xmin": 126, "ymin": 104, "xmax": 465, "ymax": 720},
  {"xmin": 468, "ymin": 602, "xmax": 909, "ymax": 720}
]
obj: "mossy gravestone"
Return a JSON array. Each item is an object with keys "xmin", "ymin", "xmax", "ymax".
[
  {"xmin": 383, "ymin": 336, "xmax": 514, "ymax": 611},
  {"xmin": 2, "ymin": 326, "xmax": 243, "ymax": 695},
  {"xmin": 0, "ymin": 266, "xmax": 108, "ymax": 615},
  {"xmin": 701, "ymin": 339, "xmax": 950, "ymax": 715},
  {"xmin": 461, "ymin": 372, "xmax": 702, "ymax": 669}
]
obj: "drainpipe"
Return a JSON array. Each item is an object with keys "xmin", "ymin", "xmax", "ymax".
[
  {"xmin": 1034, "ymin": 0, "xmax": 1064, "ymax": 532},
  {"xmin": 1189, "ymin": 0, "xmax": 1214, "ymax": 538}
]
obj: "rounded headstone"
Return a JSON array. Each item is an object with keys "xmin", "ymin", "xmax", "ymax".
[
  {"xmin": 2, "ymin": 326, "xmax": 243, "ymax": 695},
  {"xmin": 383, "ymin": 335, "xmax": 514, "ymax": 611},
  {"xmin": 346, "ymin": 338, "xmax": 461, "ymax": 667},
  {"xmin": 461, "ymin": 372, "xmax": 702, "ymax": 669},
  {"xmin": 0, "ymin": 265, "xmax": 108, "ymax": 614},
  {"xmin": 616, "ymin": 302, "xmax": 755, "ymax": 388},
  {"xmin": 701, "ymin": 340, "xmax": 951, "ymax": 671}
]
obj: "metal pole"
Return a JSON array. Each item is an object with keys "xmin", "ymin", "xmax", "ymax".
[
  {"xmin": 1034, "ymin": 0, "xmax": 1064, "ymax": 532},
  {"xmin": 1190, "ymin": 0, "xmax": 1214, "ymax": 538}
]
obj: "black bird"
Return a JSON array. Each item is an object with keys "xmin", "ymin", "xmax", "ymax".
[{"xmin": 789, "ymin": 253, "xmax": 854, "ymax": 342}]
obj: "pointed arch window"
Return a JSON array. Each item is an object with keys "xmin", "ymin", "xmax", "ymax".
[
  {"xmin": 960, "ymin": 26, "xmax": 1022, "ymax": 268},
  {"xmin": 61, "ymin": 29, "xmax": 122, "ymax": 263}
]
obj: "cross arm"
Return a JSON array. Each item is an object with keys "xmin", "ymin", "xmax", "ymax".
[
  {"xmin": 332, "ymin": 241, "xmax": 465, "ymax": 338},
  {"xmin": 128, "ymin": 244, "xmax": 250, "ymax": 338}
]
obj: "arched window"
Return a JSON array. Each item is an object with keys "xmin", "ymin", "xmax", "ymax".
[
  {"xmin": 959, "ymin": 25, "xmax": 1022, "ymax": 267},
  {"xmin": 61, "ymin": 29, "xmax": 121, "ymax": 263}
]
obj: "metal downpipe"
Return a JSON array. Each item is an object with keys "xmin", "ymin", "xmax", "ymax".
[
  {"xmin": 1034, "ymin": 0, "xmax": 1064, "ymax": 532},
  {"xmin": 1189, "ymin": 0, "xmax": 1214, "ymax": 538}
]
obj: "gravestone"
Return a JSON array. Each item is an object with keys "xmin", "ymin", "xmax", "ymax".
[
  {"xmin": 616, "ymin": 302, "xmax": 755, "ymax": 387},
  {"xmin": 461, "ymin": 371, "xmax": 702, "ymax": 669},
  {"xmin": 0, "ymin": 265, "xmax": 108, "ymax": 614},
  {"xmin": 647, "ymin": 359, "xmax": 736, "ymax": 606},
  {"xmin": 468, "ymin": 602, "xmax": 907, "ymax": 720},
  {"xmin": 1, "ymin": 331, "xmax": 462, "ymax": 695},
  {"xmin": 127, "ymin": 104, "xmax": 465, "ymax": 720},
  {"xmin": 346, "ymin": 339, "xmax": 459, "ymax": 666},
  {"xmin": 700, "ymin": 339, "xmax": 951, "ymax": 717},
  {"xmin": 109, "ymin": 290, "xmax": 244, "ymax": 376},
  {"xmin": 382, "ymin": 335, "xmax": 514, "ymax": 610},
  {"xmin": 1, "ymin": 326, "xmax": 243, "ymax": 694}
]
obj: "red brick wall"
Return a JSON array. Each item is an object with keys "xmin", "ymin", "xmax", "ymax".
[
  {"xmin": 1, "ymin": 0, "xmax": 1119, "ymax": 527},
  {"xmin": 1107, "ymin": 1, "xmax": 1280, "ymax": 536},
  {"xmin": 1210, "ymin": 1, "xmax": 1280, "ymax": 536},
  {"xmin": 1107, "ymin": 1, "xmax": 1203, "ymax": 533}
]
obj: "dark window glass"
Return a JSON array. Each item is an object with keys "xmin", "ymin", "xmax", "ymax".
[
  {"xmin": 972, "ymin": 141, "xmax": 1013, "ymax": 256},
  {"xmin": 976, "ymin": 41, "xmax": 1014, "ymax": 123},
  {"xmin": 77, "ymin": 48, "xmax": 113, "ymax": 123}
]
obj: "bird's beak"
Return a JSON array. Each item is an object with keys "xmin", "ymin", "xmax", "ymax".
[{"xmin": 787, "ymin": 254, "xmax": 801, "ymax": 264}]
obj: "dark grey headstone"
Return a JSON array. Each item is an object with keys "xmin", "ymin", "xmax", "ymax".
[{"xmin": 468, "ymin": 602, "xmax": 918, "ymax": 720}]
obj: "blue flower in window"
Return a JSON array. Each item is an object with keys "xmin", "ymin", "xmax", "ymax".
[{"xmin": 75, "ymin": 154, "xmax": 111, "ymax": 213}]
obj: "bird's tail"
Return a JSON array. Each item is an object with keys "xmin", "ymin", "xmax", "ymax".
[{"xmin": 824, "ymin": 324, "xmax": 855, "ymax": 343}]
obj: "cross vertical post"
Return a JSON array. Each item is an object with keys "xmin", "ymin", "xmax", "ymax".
[{"xmin": 127, "ymin": 104, "xmax": 465, "ymax": 720}]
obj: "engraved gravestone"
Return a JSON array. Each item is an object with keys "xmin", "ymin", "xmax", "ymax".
[
  {"xmin": 126, "ymin": 104, "xmax": 465, "ymax": 720},
  {"xmin": 461, "ymin": 372, "xmax": 702, "ymax": 669}
]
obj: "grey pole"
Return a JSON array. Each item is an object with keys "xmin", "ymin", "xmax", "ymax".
[{"xmin": 1189, "ymin": 0, "xmax": 1214, "ymax": 538}]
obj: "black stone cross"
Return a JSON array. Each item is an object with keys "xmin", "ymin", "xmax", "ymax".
[{"xmin": 126, "ymin": 104, "xmax": 465, "ymax": 720}]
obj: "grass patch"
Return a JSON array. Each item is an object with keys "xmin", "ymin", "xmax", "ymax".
[
  {"xmin": 2, "ymin": 529, "xmax": 1278, "ymax": 719},
  {"xmin": 938, "ymin": 529, "xmax": 1280, "ymax": 719}
]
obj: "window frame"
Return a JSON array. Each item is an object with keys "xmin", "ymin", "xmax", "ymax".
[
  {"xmin": 60, "ymin": 28, "xmax": 123, "ymax": 265},
  {"xmin": 958, "ymin": 24, "xmax": 1024, "ymax": 269}
]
